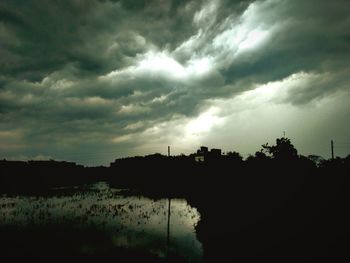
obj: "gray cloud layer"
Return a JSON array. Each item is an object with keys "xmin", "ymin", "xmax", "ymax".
[{"xmin": 1, "ymin": 0, "xmax": 349, "ymax": 165}]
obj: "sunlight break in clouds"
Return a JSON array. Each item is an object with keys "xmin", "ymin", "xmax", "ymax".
[
  {"xmin": 185, "ymin": 107, "xmax": 224, "ymax": 136},
  {"xmin": 237, "ymin": 29, "xmax": 269, "ymax": 52},
  {"xmin": 104, "ymin": 50, "xmax": 213, "ymax": 82}
]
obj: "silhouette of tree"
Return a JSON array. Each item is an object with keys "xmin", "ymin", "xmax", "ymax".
[
  {"xmin": 255, "ymin": 150, "xmax": 270, "ymax": 160},
  {"xmin": 226, "ymin": 151, "xmax": 243, "ymax": 162},
  {"xmin": 307, "ymin": 154, "xmax": 324, "ymax": 167},
  {"xmin": 261, "ymin": 137, "xmax": 298, "ymax": 160}
]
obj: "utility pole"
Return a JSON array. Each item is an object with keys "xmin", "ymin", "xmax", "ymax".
[
  {"xmin": 168, "ymin": 146, "xmax": 170, "ymax": 157},
  {"xmin": 331, "ymin": 140, "xmax": 334, "ymax": 160},
  {"xmin": 283, "ymin": 131, "xmax": 286, "ymax": 138}
]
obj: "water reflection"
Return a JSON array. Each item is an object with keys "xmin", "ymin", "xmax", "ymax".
[{"xmin": 0, "ymin": 182, "xmax": 202, "ymax": 262}]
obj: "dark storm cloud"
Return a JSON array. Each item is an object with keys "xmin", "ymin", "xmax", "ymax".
[
  {"xmin": 0, "ymin": 0, "xmax": 349, "ymax": 164},
  {"xmin": 0, "ymin": 0, "xmax": 204, "ymax": 81}
]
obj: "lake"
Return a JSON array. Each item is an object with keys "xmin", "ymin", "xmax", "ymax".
[{"xmin": 0, "ymin": 182, "xmax": 202, "ymax": 262}]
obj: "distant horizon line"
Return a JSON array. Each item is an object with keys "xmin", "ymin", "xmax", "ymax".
[
  {"xmin": 2, "ymin": 137, "xmax": 349, "ymax": 167},
  {"xmin": 1, "ymin": 151, "xmax": 348, "ymax": 168}
]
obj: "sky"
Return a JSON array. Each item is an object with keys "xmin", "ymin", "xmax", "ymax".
[{"xmin": 0, "ymin": 0, "xmax": 349, "ymax": 166}]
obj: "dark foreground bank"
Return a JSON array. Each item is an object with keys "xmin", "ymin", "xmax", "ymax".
[{"xmin": 1, "ymin": 138, "xmax": 349, "ymax": 262}]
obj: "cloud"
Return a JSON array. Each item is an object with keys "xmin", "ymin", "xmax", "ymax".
[{"xmin": 0, "ymin": 0, "xmax": 349, "ymax": 165}]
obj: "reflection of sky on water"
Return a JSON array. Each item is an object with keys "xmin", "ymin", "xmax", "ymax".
[{"xmin": 0, "ymin": 182, "xmax": 202, "ymax": 262}]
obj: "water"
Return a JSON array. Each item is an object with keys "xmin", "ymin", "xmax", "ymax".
[{"xmin": 0, "ymin": 182, "xmax": 202, "ymax": 262}]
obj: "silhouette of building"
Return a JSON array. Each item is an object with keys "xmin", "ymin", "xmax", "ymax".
[
  {"xmin": 194, "ymin": 146, "xmax": 222, "ymax": 162},
  {"xmin": 210, "ymin": 148, "xmax": 222, "ymax": 157},
  {"xmin": 194, "ymin": 155, "xmax": 205, "ymax": 162},
  {"xmin": 198, "ymin": 146, "xmax": 208, "ymax": 154}
]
